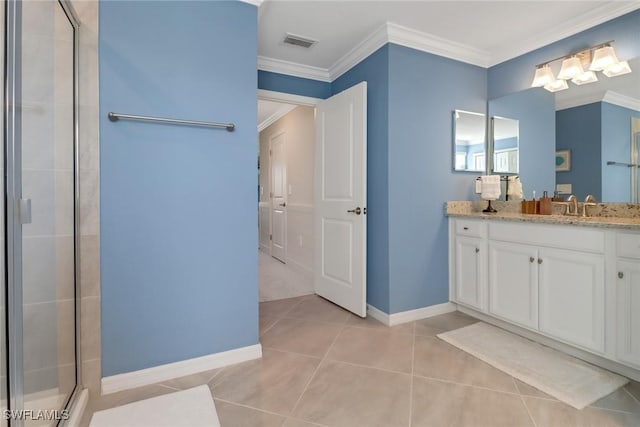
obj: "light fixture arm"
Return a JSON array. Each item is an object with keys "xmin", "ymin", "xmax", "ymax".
[{"xmin": 534, "ymin": 40, "xmax": 614, "ymax": 68}]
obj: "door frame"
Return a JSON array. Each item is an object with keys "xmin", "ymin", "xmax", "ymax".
[{"xmin": 257, "ymin": 90, "xmax": 322, "ymax": 262}]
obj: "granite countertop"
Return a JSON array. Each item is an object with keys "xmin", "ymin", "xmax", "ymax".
[{"xmin": 446, "ymin": 201, "xmax": 640, "ymax": 230}]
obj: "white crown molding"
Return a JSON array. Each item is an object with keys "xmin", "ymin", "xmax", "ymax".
[
  {"xmin": 555, "ymin": 91, "xmax": 605, "ymax": 111},
  {"xmin": 101, "ymin": 344, "xmax": 262, "ymax": 394},
  {"xmin": 328, "ymin": 23, "xmax": 390, "ymax": 81},
  {"xmin": 603, "ymin": 90, "xmax": 640, "ymax": 112},
  {"xmin": 258, "ymin": 56, "xmax": 331, "ymax": 82},
  {"xmin": 238, "ymin": 0, "xmax": 263, "ymax": 7},
  {"xmin": 258, "ymin": 103, "xmax": 297, "ymax": 132},
  {"xmin": 329, "ymin": 22, "xmax": 490, "ymax": 81},
  {"xmin": 490, "ymin": 3, "xmax": 640, "ymax": 66},
  {"xmin": 386, "ymin": 22, "xmax": 490, "ymax": 68}
]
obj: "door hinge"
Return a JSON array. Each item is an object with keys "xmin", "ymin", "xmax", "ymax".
[
  {"xmin": 270, "ymin": 192, "xmax": 273, "ymax": 198},
  {"xmin": 270, "ymin": 234, "xmax": 272, "ymax": 241},
  {"xmin": 19, "ymin": 198, "xmax": 32, "ymax": 224},
  {"xmin": 269, "ymin": 149, "xmax": 272, "ymax": 156}
]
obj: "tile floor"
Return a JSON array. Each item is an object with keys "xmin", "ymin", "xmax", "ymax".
[
  {"xmin": 81, "ymin": 294, "xmax": 640, "ymax": 427},
  {"xmin": 259, "ymin": 250, "xmax": 314, "ymax": 302}
]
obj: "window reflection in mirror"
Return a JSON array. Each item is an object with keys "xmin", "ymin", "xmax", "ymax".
[
  {"xmin": 453, "ymin": 110, "xmax": 486, "ymax": 172},
  {"xmin": 491, "ymin": 116, "xmax": 519, "ymax": 174}
]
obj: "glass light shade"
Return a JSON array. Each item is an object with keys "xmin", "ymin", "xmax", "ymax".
[
  {"xmin": 544, "ymin": 79, "xmax": 569, "ymax": 92},
  {"xmin": 589, "ymin": 46, "xmax": 619, "ymax": 71},
  {"xmin": 603, "ymin": 60, "xmax": 632, "ymax": 77},
  {"xmin": 531, "ymin": 65, "xmax": 555, "ymax": 87},
  {"xmin": 557, "ymin": 56, "xmax": 584, "ymax": 80},
  {"xmin": 571, "ymin": 71, "xmax": 598, "ymax": 85}
]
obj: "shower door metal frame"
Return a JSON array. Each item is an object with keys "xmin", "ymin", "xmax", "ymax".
[{"xmin": 4, "ymin": 0, "xmax": 82, "ymax": 424}]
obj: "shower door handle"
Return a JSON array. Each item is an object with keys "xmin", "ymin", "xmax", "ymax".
[{"xmin": 19, "ymin": 198, "xmax": 32, "ymax": 224}]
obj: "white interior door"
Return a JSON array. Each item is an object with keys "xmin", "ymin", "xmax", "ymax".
[
  {"xmin": 270, "ymin": 132, "xmax": 287, "ymax": 262},
  {"xmin": 314, "ymin": 82, "xmax": 367, "ymax": 317}
]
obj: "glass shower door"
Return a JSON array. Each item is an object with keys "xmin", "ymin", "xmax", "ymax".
[{"xmin": 5, "ymin": 0, "xmax": 79, "ymax": 424}]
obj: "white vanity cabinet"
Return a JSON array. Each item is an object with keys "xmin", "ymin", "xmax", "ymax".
[
  {"xmin": 488, "ymin": 241, "xmax": 538, "ymax": 329},
  {"xmin": 538, "ymin": 248, "xmax": 605, "ymax": 352},
  {"xmin": 615, "ymin": 232, "xmax": 640, "ymax": 368},
  {"xmin": 453, "ymin": 220, "xmax": 487, "ymax": 311},
  {"xmin": 451, "ymin": 218, "xmax": 608, "ymax": 353}
]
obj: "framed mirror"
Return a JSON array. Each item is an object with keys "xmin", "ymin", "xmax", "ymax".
[
  {"xmin": 453, "ymin": 110, "xmax": 486, "ymax": 172},
  {"xmin": 490, "ymin": 116, "xmax": 519, "ymax": 174}
]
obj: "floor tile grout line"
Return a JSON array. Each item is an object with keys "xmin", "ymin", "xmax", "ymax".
[
  {"xmin": 411, "ymin": 372, "xmax": 543, "ymax": 400},
  {"xmin": 408, "ymin": 325, "xmax": 416, "ymax": 427},
  {"xmin": 212, "ymin": 397, "xmax": 295, "ymax": 421},
  {"xmin": 289, "ymin": 320, "xmax": 349, "ymax": 417},
  {"xmin": 515, "ymin": 377, "xmax": 539, "ymax": 427}
]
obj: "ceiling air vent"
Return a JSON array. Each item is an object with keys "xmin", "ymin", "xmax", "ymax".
[{"xmin": 283, "ymin": 33, "xmax": 317, "ymax": 49}]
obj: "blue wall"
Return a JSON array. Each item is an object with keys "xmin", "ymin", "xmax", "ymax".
[
  {"xmin": 488, "ymin": 88, "xmax": 556, "ymax": 199},
  {"xmin": 332, "ymin": 46, "xmax": 391, "ymax": 313},
  {"xmin": 387, "ymin": 44, "xmax": 487, "ymax": 313},
  {"xmin": 100, "ymin": 1, "xmax": 258, "ymax": 376},
  {"xmin": 602, "ymin": 102, "xmax": 640, "ymax": 202},
  {"xmin": 258, "ymin": 70, "xmax": 331, "ymax": 99},
  {"xmin": 556, "ymin": 103, "xmax": 602, "ymax": 201}
]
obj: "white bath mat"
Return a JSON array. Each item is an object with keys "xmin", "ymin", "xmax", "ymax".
[
  {"xmin": 437, "ymin": 322, "xmax": 628, "ymax": 409},
  {"xmin": 89, "ymin": 385, "xmax": 220, "ymax": 427}
]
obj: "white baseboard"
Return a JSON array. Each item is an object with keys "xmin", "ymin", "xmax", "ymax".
[
  {"xmin": 367, "ymin": 302, "xmax": 458, "ymax": 326},
  {"xmin": 285, "ymin": 256, "xmax": 313, "ymax": 278},
  {"xmin": 65, "ymin": 388, "xmax": 89, "ymax": 427},
  {"xmin": 101, "ymin": 344, "xmax": 262, "ymax": 395}
]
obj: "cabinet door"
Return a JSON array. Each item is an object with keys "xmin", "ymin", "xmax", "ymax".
[
  {"xmin": 488, "ymin": 241, "xmax": 538, "ymax": 329},
  {"xmin": 539, "ymin": 248, "xmax": 605, "ymax": 352},
  {"xmin": 616, "ymin": 260, "xmax": 640, "ymax": 367},
  {"xmin": 455, "ymin": 236, "xmax": 486, "ymax": 311}
]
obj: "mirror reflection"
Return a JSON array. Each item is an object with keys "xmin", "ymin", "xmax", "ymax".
[
  {"xmin": 491, "ymin": 116, "xmax": 519, "ymax": 174},
  {"xmin": 453, "ymin": 110, "xmax": 486, "ymax": 172}
]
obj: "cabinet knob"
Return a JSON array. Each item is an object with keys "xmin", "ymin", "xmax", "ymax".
[
  {"xmin": 618, "ymin": 272, "xmax": 624, "ymax": 279},
  {"xmin": 463, "ymin": 227, "xmax": 469, "ymax": 230},
  {"xmin": 538, "ymin": 258, "xmax": 543, "ymax": 264},
  {"xmin": 475, "ymin": 248, "xmax": 480, "ymax": 253},
  {"xmin": 529, "ymin": 257, "xmax": 535, "ymax": 263}
]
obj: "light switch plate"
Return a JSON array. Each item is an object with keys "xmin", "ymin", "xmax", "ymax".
[
  {"xmin": 288, "ymin": 184, "xmax": 292, "ymax": 195},
  {"xmin": 556, "ymin": 183, "xmax": 572, "ymax": 194},
  {"xmin": 475, "ymin": 179, "xmax": 482, "ymax": 194}
]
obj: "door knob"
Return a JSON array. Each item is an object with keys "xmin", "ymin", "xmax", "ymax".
[
  {"xmin": 618, "ymin": 272, "xmax": 624, "ymax": 279},
  {"xmin": 279, "ymin": 202, "xmax": 286, "ymax": 207},
  {"xmin": 347, "ymin": 207, "xmax": 362, "ymax": 215},
  {"xmin": 530, "ymin": 257, "xmax": 535, "ymax": 263},
  {"xmin": 538, "ymin": 258, "xmax": 543, "ymax": 264}
]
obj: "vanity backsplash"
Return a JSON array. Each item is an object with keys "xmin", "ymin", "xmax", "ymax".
[{"xmin": 446, "ymin": 200, "xmax": 640, "ymax": 218}]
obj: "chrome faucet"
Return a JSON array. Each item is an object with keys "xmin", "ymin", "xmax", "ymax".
[
  {"xmin": 567, "ymin": 195, "xmax": 578, "ymax": 216},
  {"xmin": 583, "ymin": 194, "xmax": 597, "ymax": 217}
]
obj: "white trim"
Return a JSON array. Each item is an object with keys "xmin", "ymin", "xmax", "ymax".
[
  {"xmin": 490, "ymin": 3, "xmax": 640, "ymax": 66},
  {"xmin": 258, "ymin": 89, "xmax": 322, "ymax": 107},
  {"xmin": 258, "ymin": 103, "xmax": 297, "ymax": 132},
  {"xmin": 64, "ymin": 389, "xmax": 89, "ymax": 427},
  {"xmin": 603, "ymin": 91, "xmax": 640, "ymax": 112},
  {"xmin": 387, "ymin": 23, "xmax": 490, "ymax": 68},
  {"xmin": 389, "ymin": 302, "xmax": 457, "ymax": 326},
  {"xmin": 260, "ymin": 5, "xmax": 639, "ymax": 82},
  {"xmin": 237, "ymin": 0, "xmax": 263, "ymax": 7},
  {"xmin": 284, "ymin": 256, "xmax": 314, "ymax": 277},
  {"xmin": 258, "ymin": 56, "xmax": 331, "ymax": 83},
  {"xmin": 366, "ymin": 304, "xmax": 391, "ymax": 326},
  {"xmin": 101, "ymin": 344, "xmax": 262, "ymax": 395},
  {"xmin": 367, "ymin": 302, "xmax": 458, "ymax": 326},
  {"xmin": 556, "ymin": 90, "xmax": 640, "ymax": 112},
  {"xmin": 329, "ymin": 23, "xmax": 389, "ymax": 81},
  {"xmin": 556, "ymin": 91, "xmax": 606, "ymax": 111}
]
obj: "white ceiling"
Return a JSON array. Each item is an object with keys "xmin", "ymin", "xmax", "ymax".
[
  {"xmin": 258, "ymin": 1, "xmax": 639, "ymax": 74},
  {"xmin": 258, "ymin": 99, "xmax": 297, "ymax": 131}
]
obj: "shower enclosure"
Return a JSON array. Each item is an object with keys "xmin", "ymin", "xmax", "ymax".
[{"xmin": 4, "ymin": 0, "xmax": 81, "ymax": 425}]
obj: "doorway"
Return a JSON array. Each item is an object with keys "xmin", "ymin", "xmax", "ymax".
[
  {"xmin": 257, "ymin": 93, "xmax": 317, "ymax": 302},
  {"xmin": 4, "ymin": 0, "xmax": 81, "ymax": 423}
]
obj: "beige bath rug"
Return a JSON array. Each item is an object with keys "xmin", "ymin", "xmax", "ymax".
[{"xmin": 437, "ymin": 322, "xmax": 628, "ymax": 409}]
